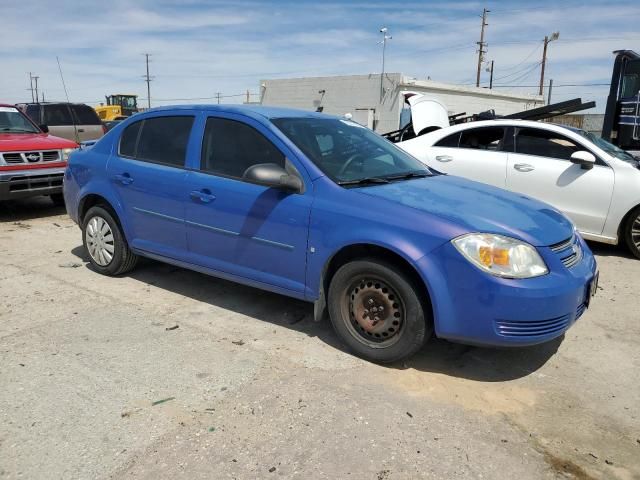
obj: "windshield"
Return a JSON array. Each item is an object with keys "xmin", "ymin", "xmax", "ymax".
[
  {"xmin": 273, "ymin": 117, "xmax": 431, "ymax": 184},
  {"xmin": 573, "ymin": 128, "xmax": 638, "ymax": 164},
  {"xmin": 0, "ymin": 107, "xmax": 40, "ymax": 134}
]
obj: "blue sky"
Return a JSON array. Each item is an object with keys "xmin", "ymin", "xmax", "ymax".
[{"xmin": 1, "ymin": 0, "xmax": 638, "ymax": 112}]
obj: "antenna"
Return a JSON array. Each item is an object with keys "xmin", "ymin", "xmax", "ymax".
[{"xmin": 56, "ymin": 56, "xmax": 80, "ymax": 143}]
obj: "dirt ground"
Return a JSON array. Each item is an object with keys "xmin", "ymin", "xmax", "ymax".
[{"xmin": 1, "ymin": 197, "xmax": 639, "ymax": 480}]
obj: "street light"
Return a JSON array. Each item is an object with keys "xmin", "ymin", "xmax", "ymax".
[
  {"xmin": 379, "ymin": 27, "xmax": 392, "ymax": 103},
  {"xmin": 539, "ymin": 31, "xmax": 560, "ymax": 96}
]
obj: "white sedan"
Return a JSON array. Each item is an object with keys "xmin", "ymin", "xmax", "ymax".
[{"xmin": 397, "ymin": 119, "xmax": 640, "ymax": 258}]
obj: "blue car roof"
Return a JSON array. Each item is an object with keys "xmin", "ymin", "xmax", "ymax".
[{"xmin": 142, "ymin": 104, "xmax": 334, "ymax": 121}]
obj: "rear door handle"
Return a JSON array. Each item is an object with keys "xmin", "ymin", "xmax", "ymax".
[
  {"xmin": 189, "ymin": 189, "xmax": 216, "ymax": 203},
  {"xmin": 77, "ymin": 128, "xmax": 85, "ymax": 132},
  {"xmin": 435, "ymin": 155, "xmax": 453, "ymax": 162},
  {"xmin": 113, "ymin": 173, "xmax": 134, "ymax": 185},
  {"xmin": 514, "ymin": 163, "xmax": 535, "ymax": 172}
]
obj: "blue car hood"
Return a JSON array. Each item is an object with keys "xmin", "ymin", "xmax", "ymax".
[{"xmin": 357, "ymin": 175, "xmax": 573, "ymax": 247}]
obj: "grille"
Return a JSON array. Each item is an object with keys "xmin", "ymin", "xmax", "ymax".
[
  {"xmin": 1, "ymin": 150, "xmax": 60, "ymax": 165},
  {"xmin": 495, "ymin": 303, "xmax": 586, "ymax": 338},
  {"xmin": 549, "ymin": 235, "xmax": 582, "ymax": 269}
]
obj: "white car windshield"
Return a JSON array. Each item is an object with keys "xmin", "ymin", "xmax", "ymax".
[{"xmin": 573, "ymin": 128, "xmax": 638, "ymax": 164}]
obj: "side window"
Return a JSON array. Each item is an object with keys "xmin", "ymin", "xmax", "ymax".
[
  {"xmin": 25, "ymin": 105, "xmax": 41, "ymax": 123},
  {"xmin": 136, "ymin": 116, "xmax": 194, "ymax": 167},
  {"xmin": 515, "ymin": 128, "xmax": 580, "ymax": 160},
  {"xmin": 434, "ymin": 132, "xmax": 460, "ymax": 148},
  {"xmin": 119, "ymin": 121, "xmax": 142, "ymax": 158},
  {"xmin": 71, "ymin": 105, "xmax": 101, "ymax": 125},
  {"xmin": 43, "ymin": 104, "xmax": 73, "ymax": 126},
  {"xmin": 459, "ymin": 127, "xmax": 505, "ymax": 151},
  {"xmin": 201, "ymin": 117, "xmax": 285, "ymax": 179}
]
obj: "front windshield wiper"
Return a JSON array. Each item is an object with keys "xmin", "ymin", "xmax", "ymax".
[
  {"xmin": 337, "ymin": 177, "xmax": 391, "ymax": 186},
  {"xmin": 382, "ymin": 171, "xmax": 432, "ymax": 181}
]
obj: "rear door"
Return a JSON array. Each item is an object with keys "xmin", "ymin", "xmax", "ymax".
[
  {"xmin": 184, "ymin": 113, "xmax": 312, "ymax": 294},
  {"xmin": 506, "ymin": 126, "xmax": 614, "ymax": 234},
  {"xmin": 106, "ymin": 114, "xmax": 195, "ymax": 258},
  {"xmin": 70, "ymin": 104, "xmax": 104, "ymax": 141},
  {"xmin": 426, "ymin": 126, "xmax": 509, "ymax": 188}
]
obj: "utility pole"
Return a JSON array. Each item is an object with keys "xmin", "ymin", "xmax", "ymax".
[
  {"xmin": 33, "ymin": 76, "xmax": 39, "ymax": 103},
  {"xmin": 27, "ymin": 73, "xmax": 35, "ymax": 102},
  {"xmin": 143, "ymin": 53, "xmax": 152, "ymax": 108},
  {"xmin": 246, "ymin": 89, "xmax": 250, "ymax": 103},
  {"xmin": 547, "ymin": 79, "xmax": 553, "ymax": 104},
  {"xmin": 539, "ymin": 32, "xmax": 559, "ymax": 96},
  {"xmin": 216, "ymin": 92, "xmax": 221, "ymax": 104},
  {"xmin": 476, "ymin": 8, "xmax": 489, "ymax": 88},
  {"xmin": 489, "ymin": 61, "xmax": 494, "ymax": 89},
  {"xmin": 379, "ymin": 27, "xmax": 392, "ymax": 103}
]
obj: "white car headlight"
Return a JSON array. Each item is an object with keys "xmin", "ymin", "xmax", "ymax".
[
  {"xmin": 452, "ymin": 233, "xmax": 548, "ymax": 279},
  {"xmin": 62, "ymin": 148, "xmax": 76, "ymax": 162}
]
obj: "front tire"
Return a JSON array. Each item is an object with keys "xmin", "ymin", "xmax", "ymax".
[
  {"xmin": 327, "ymin": 259, "xmax": 431, "ymax": 363},
  {"xmin": 623, "ymin": 207, "xmax": 640, "ymax": 259},
  {"xmin": 82, "ymin": 205, "xmax": 138, "ymax": 275}
]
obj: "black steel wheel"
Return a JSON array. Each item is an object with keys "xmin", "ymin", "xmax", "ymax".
[{"xmin": 328, "ymin": 259, "xmax": 431, "ymax": 363}]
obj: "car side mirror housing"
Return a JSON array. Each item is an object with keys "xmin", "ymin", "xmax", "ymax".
[
  {"xmin": 243, "ymin": 163, "xmax": 303, "ymax": 193},
  {"xmin": 39, "ymin": 124, "xmax": 49, "ymax": 133},
  {"xmin": 570, "ymin": 151, "xmax": 596, "ymax": 170}
]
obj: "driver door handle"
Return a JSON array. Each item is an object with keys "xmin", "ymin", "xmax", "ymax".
[
  {"xmin": 435, "ymin": 155, "xmax": 453, "ymax": 162},
  {"xmin": 113, "ymin": 173, "xmax": 134, "ymax": 185},
  {"xmin": 514, "ymin": 163, "xmax": 535, "ymax": 172},
  {"xmin": 189, "ymin": 189, "xmax": 216, "ymax": 203}
]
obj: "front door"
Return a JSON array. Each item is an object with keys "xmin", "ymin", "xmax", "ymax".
[
  {"xmin": 106, "ymin": 114, "xmax": 195, "ymax": 258},
  {"xmin": 506, "ymin": 126, "xmax": 614, "ymax": 235},
  {"xmin": 427, "ymin": 126, "xmax": 509, "ymax": 188},
  {"xmin": 184, "ymin": 114, "xmax": 312, "ymax": 294}
]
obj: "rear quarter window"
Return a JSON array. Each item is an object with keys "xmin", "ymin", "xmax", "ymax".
[{"xmin": 71, "ymin": 105, "xmax": 102, "ymax": 125}]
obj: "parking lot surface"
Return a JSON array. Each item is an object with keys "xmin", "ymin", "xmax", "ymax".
[{"xmin": 1, "ymin": 198, "xmax": 639, "ymax": 480}]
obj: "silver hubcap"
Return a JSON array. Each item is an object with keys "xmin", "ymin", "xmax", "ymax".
[
  {"xmin": 632, "ymin": 215, "xmax": 640, "ymax": 250},
  {"xmin": 86, "ymin": 216, "xmax": 115, "ymax": 266}
]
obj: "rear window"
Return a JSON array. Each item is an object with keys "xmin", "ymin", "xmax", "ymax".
[
  {"xmin": 71, "ymin": 105, "xmax": 101, "ymax": 125},
  {"xmin": 119, "ymin": 116, "xmax": 194, "ymax": 168},
  {"xmin": 43, "ymin": 104, "xmax": 73, "ymax": 126}
]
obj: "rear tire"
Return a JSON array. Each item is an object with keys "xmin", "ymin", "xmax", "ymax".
[
  {"xmin": 50, "ymin": 193, "xmax": 65, "ymax": 207},
  {"xmin": 82, "ymin": 205, "xmax": 138, "ymax": 275},
  {"xmin": 327, "ymin": 259, "xmax": 431, "ymax": 363},
  {"xmin": 623, "ymin": 207, "xmax": 640, "ymax": 259}
]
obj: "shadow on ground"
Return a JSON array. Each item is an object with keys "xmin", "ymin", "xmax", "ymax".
[
  {"xmin": 0, "ymin": 197, "xmax": 66, "ymax": 222},
  {"xmin": 71, "ymin": 245, "xmax": 564, "ymax": 382}
]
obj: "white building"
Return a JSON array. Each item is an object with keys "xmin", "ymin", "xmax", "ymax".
[{"xmin": 259, "ymin": 73, "xmax": 543, "ymax": 133}]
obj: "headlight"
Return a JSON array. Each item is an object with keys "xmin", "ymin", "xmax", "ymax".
[
  {"xmin": 452, "ymin": 233, "xmax": 548, "ymax": 279},
  {"xmin": 62, "ymin": 148, "xmax": 76, "ymax": 162}
]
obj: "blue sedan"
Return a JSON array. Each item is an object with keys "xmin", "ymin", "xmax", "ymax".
[{"xmin": 63, "ymin": 105, "xmax": 598, "ymax": 363}]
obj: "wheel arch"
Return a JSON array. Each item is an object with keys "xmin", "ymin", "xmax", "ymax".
[
  {"xmin": 78, "ymin": 193, "xmax": 128, "ymax": 239},
  {"xmin": 314, "ymin": 243, "xmax": 434, "ymax": 324},
  {"xmin": 617, "ymin": 202, "xmax": 640, "ymax": 239}
]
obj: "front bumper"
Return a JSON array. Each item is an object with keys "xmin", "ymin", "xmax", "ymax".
[
  {"xmin": 417, "ymin": 235, "xmax": 597, "ymax": 347},
  {"xmin": 0, "ymin": 167, "xmax": 66, "ymax": 201}
]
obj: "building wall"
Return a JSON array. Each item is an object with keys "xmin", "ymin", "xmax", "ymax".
[
  {"xmin": 260, "ymin": 73, "xmax": 543, "ymax": 133},
  {"xmin": 547, "ymin": 114, "xmax": 605, "ymax": 135}
]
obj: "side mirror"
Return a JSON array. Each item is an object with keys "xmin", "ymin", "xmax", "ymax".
[
  {"xmin": 570, "ymin": 151, "xmax": 595, "ymax": 170},
  {"xmin": 39, "ymin": 124, "xmax": 49, "ymax": 133},
  {"xmin": 243, "ymin": 163, "xmax": 303, "ymax": 193}
]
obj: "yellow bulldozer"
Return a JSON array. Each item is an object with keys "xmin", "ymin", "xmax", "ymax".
[{"xmin": 95, "ymin": 94, "xmax": 139, "ymax": 121}]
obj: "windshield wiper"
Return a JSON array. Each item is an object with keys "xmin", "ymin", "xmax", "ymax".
[
  {"xmin": 382, "ymin": 171, "xmax": 431, "ymax": 181},
  {"xmin": 337, "ymin": 177, "xmax": 390, "ymax": 186},
  {"xmin": 0, "ymin": 128, "xmax": 36, "ymax": 133}
]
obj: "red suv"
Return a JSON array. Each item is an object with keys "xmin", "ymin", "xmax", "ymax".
[{"xmin": 0, "ymin": 104, "xmax": 78, "ymax": 205}]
